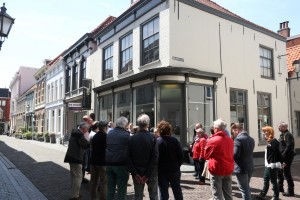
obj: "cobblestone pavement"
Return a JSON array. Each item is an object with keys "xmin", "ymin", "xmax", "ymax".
[{"xmin": 0, "ymin": 135, "xmax": 299, "ymax": 200}]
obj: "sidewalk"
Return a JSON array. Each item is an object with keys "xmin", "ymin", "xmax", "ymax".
[{"xmin": 0, "ymin": 152, "xmax": 47, "ymax": 200}]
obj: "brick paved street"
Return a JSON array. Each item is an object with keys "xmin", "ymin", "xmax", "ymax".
[{"xmin": 0, "ymin": 135, "xmax": 299, "ymax": 200}]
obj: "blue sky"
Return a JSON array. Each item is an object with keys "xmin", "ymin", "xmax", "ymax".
[{"xmin": 0, "ymin": 0, "xmax": 299, "ymax": 88}]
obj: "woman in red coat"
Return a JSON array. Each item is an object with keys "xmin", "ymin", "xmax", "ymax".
[{"xmin": 193, "ymin": 128, "xmax": 207, "ymax": 182}]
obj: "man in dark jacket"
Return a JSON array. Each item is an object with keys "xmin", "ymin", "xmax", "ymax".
[
  {"xmin": 129, "ymin": 114, "xmax": 159, "ymax": 200},
  {"xmin": 231, "ymin": 123, "xmax": 255, "ymax": 200},
  {"xmin": 277, "ymin": 122, "xmax": 295, "ymax": 197},
  {"xmin": 90, "ymin": 121, "xmax": 108, "ymax": 200},
  {"xmin": 105, "ymin": 117, "xmax": 130, "ymax": 200},
  {"xmin": 64, "ymin": 122, "xmax": 90, "ymax": 200}
]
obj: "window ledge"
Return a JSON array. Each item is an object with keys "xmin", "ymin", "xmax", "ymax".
[
  {"xmin": 139, "ymin": 60, "xmax": 161, "ymax": 71},
  {"xmin": 118, "ymin": 70, "xmax": 134, "ymax": 79},
  {"xmin": 101, "ymin": 77, "xmax": 114, "ymax": 85}
]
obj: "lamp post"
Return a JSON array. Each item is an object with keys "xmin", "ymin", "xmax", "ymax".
[
  {"xmin": 0, "ymin": 3, "xmax": 15, "ymax": 50},
  {"xmin": 286, "ymin": 59, "xmax": 300, "ymax": 133}
]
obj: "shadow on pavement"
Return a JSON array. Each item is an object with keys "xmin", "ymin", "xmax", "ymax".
[{"xmin": 0, "ymin": 140, "xmax": 89, "ymax": 200}]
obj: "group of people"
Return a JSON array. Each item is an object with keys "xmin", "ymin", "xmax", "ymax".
[
  {"xmin": 189, "ymin": 120, "xmax": 295, "ymax": 200},
  {"xmin": 63, "ymin": 113, "xmax": 296, "ymax": 200},
  {"xmin": 64, "ymin": 113, "xmax": 183, "ymax": 200}
]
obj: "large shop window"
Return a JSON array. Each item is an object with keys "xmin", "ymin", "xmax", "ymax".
[
  {"xmin": 100, "ymin": 94, "xmax": 113, "ymax": 122},
  {"xmin": 159, "ymin": 84, "xmax": 183, "ymax": 142},
  {"xmin": 142, "ymin": 17, "xmax": 159, "ymax": 65},
  {"xmin": 230, "ymin": 89, "xmax": 248, "ymax": 131},
  {"xmin": 257, "ymin": 92, "xmax": 271, "ymax": 142},
  {"xmin": 259, "ymin": 46, "xmax": 274, "ymax": 79},
  {"xmin": 103, "ymin": 45, "xmax": 113, "ymax": 80},
  {"xmin": 115, "ymin": 90, "xmax": 131, "ymax": 122},
  {"xmin": 188, "ymin": 85, "xmax": 214, "ymax": 143},
  {"xmin": 133, "ymin": 84, "xmax": 154, "ymax": 128},
  {"xmin": 120, "ymin": 33, "xmax": 133, "ymax": 74}
]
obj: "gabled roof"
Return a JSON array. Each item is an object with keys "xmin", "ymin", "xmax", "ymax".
[{"xmin": 91, "ymin": 0, "xmax": 284, "ymax": 43}]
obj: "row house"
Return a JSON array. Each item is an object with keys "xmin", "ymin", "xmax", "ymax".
[
  {"xmin": 33, "ymin": 59, "xmax": 51, "ymax": 134},
  {"xmin": 45, "ymin": 54, "xmax": 65, "ymax": 139},
  {"xmin": 62, "ymin": 33, "xmax": 97, "ymax": 132},
  {"xmin": 86, "ymin": 0, "xmax": 291, "ymax": 155},
  {"xmin": 9, "ymin": 66, "xmax": 38, "ymax": 133},
  {"xmin": 0, "ymin": 88, "xmax": 11, "ymax": 133},
  {"xmin": 25, "ymin": 85, "xmax": 36, "ymax": 132},
  {"xmin": 284, "ymin": 22, "xmax": 300, "ymax": 138}
]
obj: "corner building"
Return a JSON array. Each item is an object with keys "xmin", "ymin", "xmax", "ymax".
[{"xmin": 88, "ymin": 0, "xmax": 289, "ymax": 157}]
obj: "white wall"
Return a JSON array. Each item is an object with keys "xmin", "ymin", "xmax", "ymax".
[{"xmin": 168, "ymin": 1, "xmax": 288, "ymax": 152}]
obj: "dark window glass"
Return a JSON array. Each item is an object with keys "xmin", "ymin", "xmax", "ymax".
[
  {"xmin": 72, "ymin": 65, "xmax": 78, "ymax": 90},
  {"xmin": 230, "ymin": 90, "xmax": 248, "ymax": 131},
  {"xmin": 103, "ymin": 45, "xmax": 113, "ymax": 80},
  {"xmin": 142, "ymin": 17, "xmax": 159, "ymax": 65},
  {"xmin": 120, "ymin": 33, "xmax": 133, "ymax": 74},
  {"xmin": 257, "ymin": 92, "xmax": 271, "ymax": 142},
  {"xmin": 260, "ymin": 46, "xmax": 273, "ymax": 78},
  {"xmin": 79, "ymin": 58, "xmax": 86, "ymax": 87}
]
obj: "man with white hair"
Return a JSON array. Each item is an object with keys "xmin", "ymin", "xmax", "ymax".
[
  {"xmin": 129, "ymin": 114, "xmax": 159, "ymax": 200},
  {"xmin": 204, "ymin": 119, "xmax": 234, "ymax": 200},
  {"xmin": 105, "ymin": 116, "xmax": 130, "ymax": 200}
]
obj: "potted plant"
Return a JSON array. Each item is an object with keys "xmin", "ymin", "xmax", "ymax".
[
  {"xmin": 37, "ymin": 132, "xmax": 44, "ymax": 141},
  {"xmin": 44, "ymin": 132, "xmax": 50, "ymax": 143},
  {"xmin": 50, "ymin": 132, "xmax": 56, "ymax": 144}
]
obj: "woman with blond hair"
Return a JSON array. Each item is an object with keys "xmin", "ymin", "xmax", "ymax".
[{"xmin": 256, "ymin": 126, "xmax": 283, "ymax": 200}]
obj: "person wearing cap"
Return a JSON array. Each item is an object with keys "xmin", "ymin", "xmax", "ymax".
[
  {"xmin": 64, "ymin": 122, "xmax": 90, "ymax": 200},
  {"xmin": 105, "ymin": 117, "xmax": 130, "ymax": 200},
  {"xmin": 90, "ymin": 121, "xmax": 108, "ymax": 200},
  {"xmin": 128, "ymin": 114, "xmax": 159, "ymax": 200}
]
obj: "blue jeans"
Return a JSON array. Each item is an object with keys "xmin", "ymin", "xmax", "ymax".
[
  {"xmin": 106, "ymin": 166, "xmax": 129, "ymax": 200},
  {"xmin": 158, "ymin": 170, "xmax": 183, "ymax": 200},
  {"xmin": 235, "ymin": 173, "xmax": 252, "ymax": 200},
  {"xmin": 261, "ymin": 167, "xmax": 279, "ymax": 198},
  {"xmin": 133, "ymin": 168, "xmax": 158, "ymax": 200},
  {"xmin": 210, "ymin": 174, "xmax": 232, "ymax": 200}
]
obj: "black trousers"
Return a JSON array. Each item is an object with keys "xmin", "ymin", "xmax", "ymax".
[{"xmin": 278, "ymin": 156, "xmax": 294, "ymax": 193}]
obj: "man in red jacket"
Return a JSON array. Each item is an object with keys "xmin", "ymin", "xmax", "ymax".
[{"xmin": 204, "ymin": 119, "xmax": 234, "ymax": 200}]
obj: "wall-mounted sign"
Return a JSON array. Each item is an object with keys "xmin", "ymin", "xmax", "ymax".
[
  {"xmin": 68, "ymin": 103, "xmax": 81, "ymax": 108},
  {"xmin": 172, "ymin": 56, "xmax": 184, "ymax": 62}
]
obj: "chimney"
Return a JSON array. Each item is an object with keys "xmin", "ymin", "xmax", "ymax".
[
  {"xmin": 131, "ymin": 0, "xmax": 133, "ymax": 4},
  {"xmin": 277, "ymin": 21, "xmax": 290, "ymax": 37}
]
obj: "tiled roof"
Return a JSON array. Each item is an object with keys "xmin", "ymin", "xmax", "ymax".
[
  {"xmin": 90, "ymin": 16, "xmax": 116, "ymax": 37},
  {"xmin": 287, "ymin": 36, "xmax": 300, "ymax": 76}
]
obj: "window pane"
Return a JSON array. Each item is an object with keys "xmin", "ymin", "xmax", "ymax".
[{"xmin": 142, "ymin": 17, "xmax": 159, "ymax": 65}]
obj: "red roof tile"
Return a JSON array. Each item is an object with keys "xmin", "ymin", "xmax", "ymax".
[
  {"xmin": 287, "ymin": 37, "xmax": 300, "ymax": 76},
  {"xmin": 90, "ymin": 16, "xmax": 116, "ymax": 37}
]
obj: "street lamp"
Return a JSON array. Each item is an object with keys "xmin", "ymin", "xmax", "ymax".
[{"xmin": 0, "ymin": 3, "xmax": 15, "ymax": 50}]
